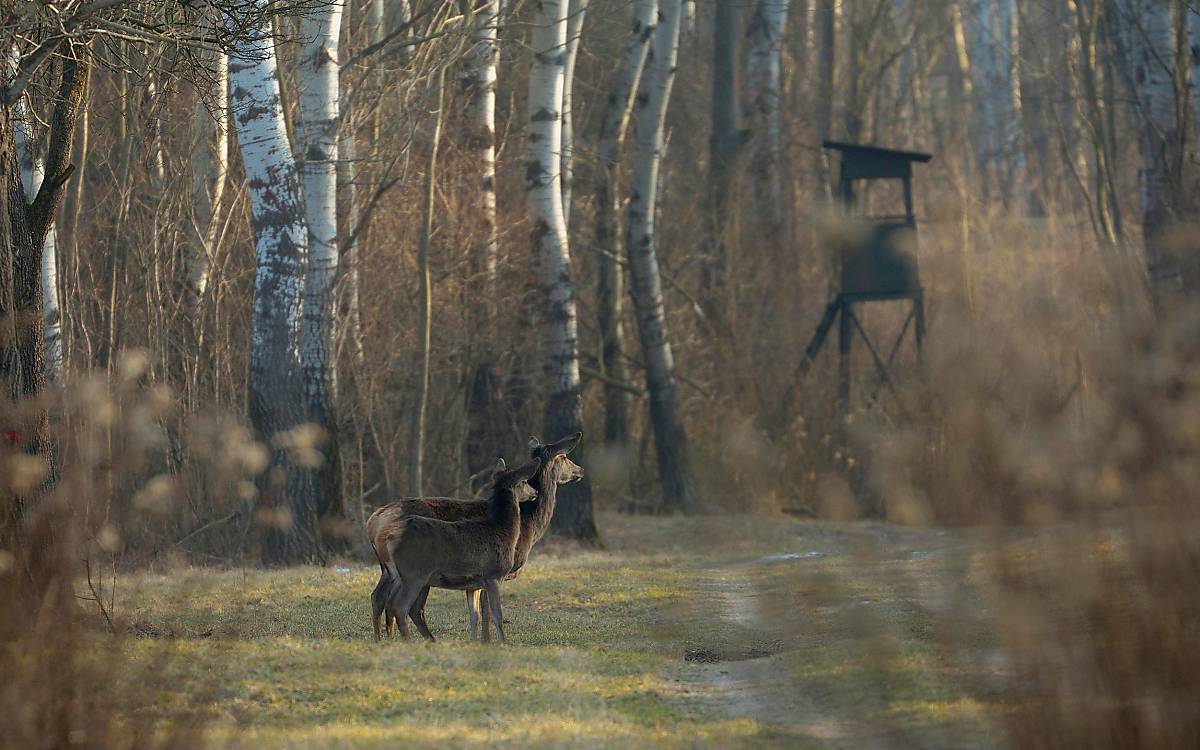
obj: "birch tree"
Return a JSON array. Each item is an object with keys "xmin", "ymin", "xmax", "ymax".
[
  {"xmin": 187, "ymin": 43, "xmax": 228, "ymax": 323},
  {"xmin": 13, "ymin": 78, "xmax": 63, "ymax": 382},
  {"xmin": 746, "ymin": 0, "xmax": 790, "ymax": 236},
  {"xmin": 560, "ymin": 0, "xmax": 589, "ymax": 225},
  {"xmin": 526, "ymin": 0, "xmax": 597, "ymax": 540},
  {"xmin": 595, "ymin": 0, "xmax": 657, "ymax": 452},
  {"xmin": 625, "ymin": 0, "xmax": 699, "ymax": 512},
  {"xmin": 227, "ymin": 3, "xmax": 321, "ymax": 564},
  {"xmin": 297, "ymin": 0, "xmax": 344, "ymax": 532},
  {"xmin": 463, "ymin": 0, "xmax": 504, "ymax": 478}
]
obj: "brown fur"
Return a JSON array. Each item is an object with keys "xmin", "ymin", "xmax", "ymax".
[
  {"xmin": 367, "ymin": 461, "xmax": 534, "ymax": 640},
  {"xmin": 381, "ymin": 456, "xmax": 541, "ymax": 642},
  {"xmin": 376, "ymin": 433, "xmax": 583, "ymax": 641}
]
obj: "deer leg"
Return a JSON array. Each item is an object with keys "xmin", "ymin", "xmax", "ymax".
[
  {"xmin": 467, "ymin": 589, "xmax": 482, "ymax": 641},
  {"xmin": 371, "ymin": 570, "xmax": 390, "ymax": 642},
  {"xmin": 408, "ymin": 586, "xmax": 435, "ymax": 641},
  {"xmin": 388, "ymin": 576, "xmax": 428, "ymax": 641},
  {"xmin": 481, "ymin": 587, "xmax": 492, "ymax": 643},
  {"xmin": 384, "ymin": 576, "xmax": 401, "ymax": 637},
  {"xmin": 484, "ymin": 579, "xmax": 505, "ymax": 644}
]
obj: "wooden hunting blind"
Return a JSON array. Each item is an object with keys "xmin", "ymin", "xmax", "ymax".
[{"xmin": 791, "ymin": 141, "xmax": 933, "ymax": 416}]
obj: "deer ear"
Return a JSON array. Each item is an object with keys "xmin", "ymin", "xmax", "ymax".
[
  {"xmin": 552, "ymin": 431, "xmax": 583, "ymax": 455},
  {"xmin": 492, "ymin": 457, "xmax": 506, "ymax": 477},
  {"xmin": 528, "ymin": 436, "xmax": 541, "ymax": 452}
]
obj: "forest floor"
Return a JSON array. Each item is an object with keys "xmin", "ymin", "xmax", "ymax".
[{"xmin": 114, "ymin": 513, "xmax": 1013, "ymax": 748}]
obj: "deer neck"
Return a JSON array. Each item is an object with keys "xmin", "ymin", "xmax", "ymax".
[
  {"xmin": 487, "ymin": 486, "xmax": 520, "ymax": 532},
  {"xmin": 525, "ymin": 466, "xmax": 559, "ymax": 541}
]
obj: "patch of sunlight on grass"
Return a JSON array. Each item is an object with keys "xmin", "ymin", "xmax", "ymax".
[{"xmin": 889, "ymin": 696, "xmax": 996, "ymax": 724}]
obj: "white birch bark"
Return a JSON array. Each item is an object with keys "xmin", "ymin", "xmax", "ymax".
[
  {"xmin": 228, "ymin": 4, "xmax": 320, "ymax": 563},
  {"xmin": 13, "ymin": 87, "xmax": 63, "ymax": 381},
  {"xmin": 560, "ymin": 0, "xmax": 589, "ymax": 225},
  {"xmin": 525, "ymin": 0, "xmax": 596, "ymax": 538},
  {"xmin": 188, "ymin": 47, "xmax": 228, "ymax": 318},
  {"xmin": 746, "ymin": 0, "xmax": 790, "ymax": 234},
  {"xmin": 595, "ymin": 0, "xmax": 657, "ymax": 449},
  {"xmin": 463, "ymin": 0, "xmax": 501, "ymax": 292},
  {"xmin": 1115, "ymin": 0, "xmax": 1178, "ymax": 298},
  {"xmin": 298, "ymin": 0, "xmax": 344, "ymax": 524},
  {"xmin": 625, "ymin": 0, "xmax": 698, "ymax": 512},
  {"xmin": 462, "ymin": 0, "xmax": 504, "ymax": 477}
]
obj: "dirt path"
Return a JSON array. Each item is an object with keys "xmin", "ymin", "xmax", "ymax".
[{"xmin": 663, "ymin": 523, "xmax": 1002, "ymax": 748}]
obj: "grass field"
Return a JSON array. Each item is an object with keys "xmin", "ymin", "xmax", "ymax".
[{"xmin": 114, "ymin": 513, "xmax": 1012, "ymax": 748}]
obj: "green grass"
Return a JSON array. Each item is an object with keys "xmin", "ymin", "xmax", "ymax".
[{"xmin": 110, "ymin": 514, "xmax": 1010, "ymax": 748}]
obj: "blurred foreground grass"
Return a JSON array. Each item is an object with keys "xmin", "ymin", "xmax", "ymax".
[{"xmin": 111, "ymin": 513, "xmax": 1010, "ymax": 748}]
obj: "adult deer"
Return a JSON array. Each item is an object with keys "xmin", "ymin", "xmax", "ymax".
[
  {"xmin": 379, "ymin": 455, "xmax": 541, "ymax": 642},
  {"xmin": 368, "ymin": 433, "xmax": 583, "ymax": 641}
]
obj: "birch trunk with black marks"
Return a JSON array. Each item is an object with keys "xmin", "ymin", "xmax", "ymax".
[
  {"xmin": 560, "ymin": 0, "xmax": 589, "ymax": 225},
  {"xmin": 526, "ymin": 0, "xmax": 597, "ymax": 540},
  {"xmin": 229, "ymin": 7, "xmax": 322, "ymax": 565},
  {"xmin": 298, "ymin": 0, "xmax": 345, "ymax": 537},
  {"xmin": 1115, "ymin": 0, "xmax": 1180, "ymax": 301},
  {"xmin": 13, "ymin": 82, "xmax": 63, "ymax": 382},
  {"xmin": 463, "ymin": 0, "xmax": 504, "ymax": 479},
  {"xmin": 746, "ymin": 0, "xmax": 789, "ymax": 237},
  {"xmin": 595, "ymin": 0, "xmax": 657, "ymax": 453},
  {"xmin": 625, "ymin": 0, "xmax": 699, "ymax": 513}
]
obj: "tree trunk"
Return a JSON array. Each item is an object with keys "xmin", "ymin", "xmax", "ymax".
[
  {"xmin": 409, "ymin": 68, "xmax": 444, "ymax": 496},
  {"xmin": 298, "ymin": 0, "xmax": 345, "ymax": 540},
  {"xmin": 1189, "ymin": 4, "xmax": 1200, "ymax": 137},
  {"xmin": 13, "ymin": 81, "xmax": 63, "ymax": 382},
  {"xmin": 526, "ymin": 0, "xmax": 597, "ymax": 541},
  {"xmin": 702, "ymin": 0, "xmax": 744, "ymax": 318},
  {"xmin": 746, "ymin": 0, "xmax": 790, "ymax": 236},
  {"xmin": 187, "ymin": 40, "xmax": 228, "ymax": 332},
  {"xmin": 815, "ymin": 0, "xmax": 836, "ymax": 192},
  {"xmin": 0, "ymin": 50, "xmax": 84, "ymax": 470},
  {"xmin": 336, "ymin": 3, "xmax": 363, "ymax": 367},
  {"xmin": 463, "ymin": 0, "xmax": 504, "ymax": 479},
  {"xmin": 595, "ymin": 0, "xmax": 657, "ymax": 454},
  {"xmin": 561, "ymin": 0, "xmax": 590, "ymax": 226},
  {"xmin": 964, "ymin": 0, "xmax": 1025, "ymax": 205},
  {"xmin": 626, "ymin": 0, "xmax": 699, "ymax": 513},
  {"xmin": 228, "ymin": 6, "xmax": 322, "ymax": 565},
  {"xmin": 1115, "ymin": 0, "xmax": 1180, "ymax": 301}
]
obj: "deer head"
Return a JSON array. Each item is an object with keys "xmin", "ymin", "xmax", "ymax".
[
  {"xmin": 528, "ymin": 432, "xmax": 584, "ymax": 485},
  {"xmin": 489, "ymin": 457, "xmax": 537, "ymax": 502}
]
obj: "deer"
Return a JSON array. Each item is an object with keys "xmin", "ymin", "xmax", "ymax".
[
  {"xmin": 465, "ymin": 432, "xmax": 583, "ymax": 641},
  {"xmin": 378, "ymin": 454, "xmax": 542, "ymax": 642},
  {"xmin": 366, "ymin": 460, "xmax": 535, "ymax": 641},
  {"xmin": 368, "ymin": 432, "xmax": 584, "ymax": 641}
]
